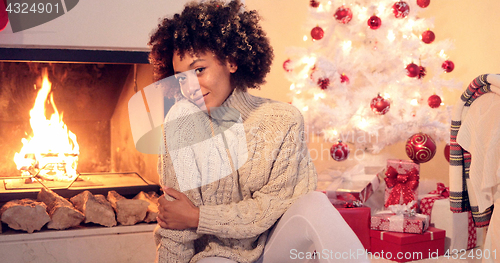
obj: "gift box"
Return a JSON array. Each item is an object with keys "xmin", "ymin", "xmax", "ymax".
[
  {"xmin": 332, "ymin": 202, "xmax": 371, "ymax": 252},
  {"xmin": 371, "ymin": 203, "xmax": 429, "ymax": 234},
  {"xmin": 370, "ymin": 227, "xmax": 445, "ymax": 262},
  {"xmin": 384, "ymin": 159, "xmax": 419, "ymax": 208},
  {"xmin": 419, "ymin": 183, "xmax": 478, "ymax": 252},
  {"xmin": 321, "ymin": 164, "xmax": 382, "ymax": 204}
]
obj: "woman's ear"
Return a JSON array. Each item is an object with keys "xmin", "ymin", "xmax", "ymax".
[{"xmin": 227, "ymin": 60, "xmax": 238, "ymax": 73}]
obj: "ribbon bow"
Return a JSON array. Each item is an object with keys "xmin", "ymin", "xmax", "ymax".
[
  {"xmin": 384, "ymin": 166, "xmax": 419, "ymax": 207},
  {"xmin": 375, "ymin": 201, "xmax": 429, "ymax": 233},
  {"xmin": 387, "ymin": 201, "xmax": 417, "ymax": 217},
  {"xmin": 428, "ymin": 182, "xmax": 449, "ymax": 198}
]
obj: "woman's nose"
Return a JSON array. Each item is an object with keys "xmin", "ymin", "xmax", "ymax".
[{"xmin": 181, "ymin": 70, "xmax": 201, "ymax": 99}]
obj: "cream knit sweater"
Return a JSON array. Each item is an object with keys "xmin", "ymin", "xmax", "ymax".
[{"xmin": 155, "ymin": 89, "xmax": 317, "ymax": 263}]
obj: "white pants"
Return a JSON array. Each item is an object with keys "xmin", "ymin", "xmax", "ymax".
[{"xmin": 198, "ymin": 191, "xmax": 369, "ymax": 263}]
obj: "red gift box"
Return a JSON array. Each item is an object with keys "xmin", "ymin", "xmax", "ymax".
[
  {"xmin": 334, "ymin": 204, "xmax": 371, "ymax": 252},
  {"xmin": 321, "ymin": 196, "xmax": 371, "ymax": 252},
  {"xmin": 370, "ymin": 210, "xmax": 429, "ymax": 234},
  {"xmin": 370, "ymin": 226, "xmax": 445, "ymax": 262},
  {"xmin": 321, "ymin": 165, "xmax": 382, "ymax": 204},
  {"xmin": 384, "ymin": 159, "xmax": 419, "ymax": 208}
]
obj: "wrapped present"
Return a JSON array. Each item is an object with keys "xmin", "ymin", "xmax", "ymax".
[
  {"xmin": 321, "ymin": 164, "xmax": 382, "ymax": 204},
  {"xmin": 384, "ymin": 159, "xmax": 419, "ymax": 208},
  {"xmin": 419, "ymin": 183, "xmax": 478, "ymax": 252},
  {"xmin": 328, "ymin": 198, "xmax": 371, "ymax": 251},
  {"xmin": 370, "ymin": 226, "xmax": 445, "ymax": 262},
  {"xmin": 371, "ymin": 202, "xmax": 429, "ymax": 234},
  {"xmin": 419, "ymin": 182, "xmax": 449, "ymax": 218}
]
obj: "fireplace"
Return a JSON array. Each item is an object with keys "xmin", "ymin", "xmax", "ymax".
[
  {"xmin": 0, "ymin": 56, "xmax": 162, "ymax": 261},
  {"xmin": 0, "ymin": 60, "xmax": 161, "ymax": 195}
]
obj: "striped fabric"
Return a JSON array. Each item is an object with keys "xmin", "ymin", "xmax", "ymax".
[{"xmin": 449, "ymin": 74, "xmax": 493, "ymax": 227}]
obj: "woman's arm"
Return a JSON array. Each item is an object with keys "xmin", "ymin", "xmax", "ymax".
[
  {"xmin": 196, "ymin": 112, "xmax": 317, "ymax": 239},
  {"xmin": 155, "ymin": 101, "xmax": 204, "ymax": 262}
]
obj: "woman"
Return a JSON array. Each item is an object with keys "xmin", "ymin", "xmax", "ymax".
[{"xmin": 149, "ymin": 1, "xmax": 367, "ymax": 262}]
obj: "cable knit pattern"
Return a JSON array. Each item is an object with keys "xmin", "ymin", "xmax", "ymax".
[
  {"xmin": 449, "ymin": 74, "xmax": 500, "ymax": 228},
  {"xmin": 155, "ymin": 89, "xmax": 317, "ymax": 263}
]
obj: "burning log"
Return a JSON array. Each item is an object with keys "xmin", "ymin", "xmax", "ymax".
[
  {"xmin": 107, "ymin": 191, "xmax": 149, "ymax": 226},
  {"xmin": 37, "ymin": 188, "xmax": 84, "ymax": 230},
  {"xmin": 70, "ymin": 191, "xmax": 117, "ymax": 227},
  {"xmin": 133, "ymin": 191, "xmax": 160, "ymax": 223},
  {"xmin": 0, "ymin": 199, "xmax": 50, "ymax": 233}
]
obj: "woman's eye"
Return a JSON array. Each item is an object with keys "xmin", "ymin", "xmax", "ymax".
[{"xmin": 195, "ymin": 67, "xmax": 205, "ymax": 74}]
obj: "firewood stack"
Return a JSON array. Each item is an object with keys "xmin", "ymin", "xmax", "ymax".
[
  {"xmin": 38, "ymin": 188, "xmax": 85, "ymax": 230},
  {"xmin": 108, "ymin": 191, "xmax": 149, "ymax": 226},
  {"xmin": 0, "ymin": 199, "xmax": 51, "ymax": 233},
  {"xmin": 134, "ymin": 191, "xmax": 160, "ymax": 223},
  {"xmin": 0, "ymin": 189, "xmax": 160, "ymax": 233},
  {"xmin": 70, "ymin": 191, "xmax": 117, "ymax": 227}
]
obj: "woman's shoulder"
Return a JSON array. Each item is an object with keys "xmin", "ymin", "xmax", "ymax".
[
  {"xmin": 163, "ymin": 99, "xmax": 211, "ymax": 135},
  {"xmin": 255, "ymin": 96, "xmax": 304, "ymax": 125}
]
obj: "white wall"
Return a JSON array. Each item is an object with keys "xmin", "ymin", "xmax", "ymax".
[{"xmin": 0, "ymin": 0, "xmax": 188, "ymax": 50}]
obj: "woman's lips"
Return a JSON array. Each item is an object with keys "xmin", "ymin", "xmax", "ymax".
[{"xmin": 193, "ymin": 93, "xmax": 208, "ymax": 107}]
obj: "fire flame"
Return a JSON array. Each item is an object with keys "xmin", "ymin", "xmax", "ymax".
[{"xmin": 13, "ymin": 68, "xmax": 79, "ymax": 181}]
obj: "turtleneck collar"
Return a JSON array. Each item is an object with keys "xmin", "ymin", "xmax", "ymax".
[{"xmin": 209, "ymin": 88, "xmax": 263, "ymax": 121}]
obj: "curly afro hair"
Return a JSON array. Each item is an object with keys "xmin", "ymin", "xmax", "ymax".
[{"xmin": 148, "ymin": 0, "xmax": 274, "ymax": 98}]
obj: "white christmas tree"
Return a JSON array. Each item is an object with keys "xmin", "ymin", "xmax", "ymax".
[{"xmin": 285, "ymin": 0, "xmax": 461, "ymax": 156}]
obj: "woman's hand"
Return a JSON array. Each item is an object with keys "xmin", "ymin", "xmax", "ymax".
[{"xmin": 157, "ymin": 188, "xmax": 200, "ymax": 230}]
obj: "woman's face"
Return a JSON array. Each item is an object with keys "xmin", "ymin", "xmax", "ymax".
[{"xmin": 173, "ymin": 50, "xmax": 237, "ymax": 113}]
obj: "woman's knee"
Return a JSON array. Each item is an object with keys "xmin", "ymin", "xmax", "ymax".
[{"xmin": 287, "ymin": 191, "xmax": 334, "ymax": 216}]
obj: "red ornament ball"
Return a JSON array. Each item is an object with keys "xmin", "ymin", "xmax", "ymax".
[
  {"xmin": 421, "ymin": 30, "xmax": 435, "ymax": 44},
  {"xmin": 311, "ymin": 26, "xmax": 324, "ymax": 41},
  {"xmin": 427, "ymin": 94, "xmax": 442, "ymax": 108},
  {"xmin": 370, "ymin": 94, "xmax": 391, "ymax": 115},
  {"xmin": 444, "ymin": 143, "xmax": 450, "ymax": 162},
  {"xmin": 317, "ymin": 78, "xmax": 330, "ymax": 90},
  {"xmin": 283, "ymin": 59, "xmax": 292, "ymax": 72},
  {"xmin": 0, "ymin": 0, "xmax": 8, "ymax": 32},
  {"xmin": 418, "ymin": 66, "xmax": 426, "ymax": 79},
  {"xmin": 310, "ymin": 0, "xmax": 320, "ymax": 8},
  {"xmin": 340, "ymin": 73, "xmax": 350, "ymax": 83},
  {"xmin": 330, "ymin": 141, "xmax": 350, "ymax": 161},
  {"xmin": 442, "ymin": 60, "xmax": 455, "ymax": 73},
  {"xmin": 334, "ymin": 6, "xmax": 353, "ymax": 24},
  {"xmin": 406, "ymin": 62, "xmax": 420, "ymax": 78},
  {"xmin": 393, "ymin": 1, "xmax": 410, "ymax": 18},
  {"xmin": 367, "ymin": 15, "xmax": 382, "ymax": 30},
  {"xmin": 405, "ymin": 133, "xmax": 437, "ymax": 164},
  {"xmin": 417, "ymin": 0, "xmax": 431, "ymax": 8}
]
